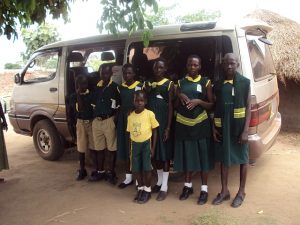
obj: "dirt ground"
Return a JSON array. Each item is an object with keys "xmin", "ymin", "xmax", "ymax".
[{"xmin": 0, "ymin": 119, "xmax": 300, "ymax": 225}]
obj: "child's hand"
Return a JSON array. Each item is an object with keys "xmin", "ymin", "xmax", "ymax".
[
  {"xmin": 239, "ymin": 131, "xmax": 248, "ymax": 144},
  {"xmin": 163, "ymin": 128, "xmax": 170, "ymax": 142},
  {"xmin": 186, "ymin": 99, "xmax": 200, "ymax": 110},
  {"xmin": 150, "ymin": 148, "xmax": 155, "ymax": 159},
  {"xmin": 213, "ymin": 126, "xmax": 222, "ymax": 142},
  {"xmin": 178, "ymin": 93, "xmax": 190, "ymax": 106}
]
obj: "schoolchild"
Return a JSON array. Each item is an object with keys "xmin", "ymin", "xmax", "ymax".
[
  {"xmin": 117, "ymin": 63, "xmax": 143, "ymax": 189},
  {"xmin": 70, "ymin": 75, "xmax": 95, "ymax": 180},
  {"xmin": 174, "ymin": 54, "xmax": 214, "ymax": 204},
  {"xmin": 0, "ymin": 102, "xmax": 8, "ymax": 182},
  {"xmin": 90, "ymin": 63, "xmax": 119, "ymax": 185},
  {"xmin": 212, "ymin": 53, "xmax": 251, "ymax": 208},
  {"xmin": 127, "ymin": 90, "xmax": 159, "ymax": 204},
  {"xmin": 144, "ymin": 58, "xmax": 174, "ymax": 201}
]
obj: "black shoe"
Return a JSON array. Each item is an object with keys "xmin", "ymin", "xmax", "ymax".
[
  {"xmin": 106, "ymin": 171, "xmax": 118, "ymax": 185},
  {"xmin": 118, "ymin": 180, "xmax": 134, "ymax": 189},
  {"xmin": 152, "ymin": 184, "xmax": 161, "ymax": 193},
  {"xmin": 88, "ymin": 171, "xmax": 106, "ymax": 182},
  {"xmin": 138, "ymin": 191, "xmax": 151, "ymax": 204},
  {"xmin": 156, "ymin": 191, "xmax": 168, "ymax": 201},
  {"xmin": 76, "ymin": 169, "xmax": 87, "ymax": 181},
  {"xmin": 197, "ymin": 191, "xmax": 208, "ymax": 205},
  {"xmin": 179, "ymin": 186, "xmax": 193, "ymax": 200},
  {"xmin": 212, "ymin": 192, "xmax": 230, "ymax": 205},
  {"xmin": 231, "ymin": 194, "xmax": 245, "ymax": 208},
  {"xmin": 134, "ymin": 190, "xmax": 143, "ymax": 202}
]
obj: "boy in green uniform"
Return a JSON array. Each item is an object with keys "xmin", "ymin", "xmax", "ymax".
[
  {"xmin": 212, "ymin": 53, "xmax": 251, "ymax": 208},
  {"xmin": 174, "ymin": 55, "xmax": 214, "ymax": 204},
  {"xmin": 90, "ymin": 64, "xmax": 119, "ymax": 184},
  {"xmin": 70, "ymin": 75, "xmax": 95, "ymax": 180},
  {"xmin": 117, "ymin": 64, "xmax": 143, "ymax": 189},
  {"xmin": 127, "ymin": 90, "xmax": 159, "ymax": 204},
  {"xmin": 145, "ymin": 58, "xmax": 174, "ymax": 201}
]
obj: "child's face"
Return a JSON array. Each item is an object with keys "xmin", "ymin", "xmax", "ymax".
[
  {"xmin": 134, "ymin": 93, "xmax": 146, "ymax": 112},
  {"xmin": 100, "ymin": 67, "xmax": 112, "ymax": 82},
  {"xmin": 187, "ymin": 57, "xmax": 201, "ymax": 76},
  {"xmin": 78, "ymin": 80, "xmax": 88, "ymax": 93},
  {"xmin": 223, "ymin": 56, "xmax": 239, "ymax": 76},
  {"xmin": 153, "ymin": 61, "xmax": 166, "ymax": 79},
  {"xmin": 123, "ymin": 67, "xmax": 135, "ymax": 83}
]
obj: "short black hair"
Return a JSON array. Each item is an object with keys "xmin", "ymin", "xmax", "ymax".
[
  {"xmin": 75, "ymin": 74, "xmax": 88, "ymax": 87},
  {"xmin": 99, "ymin": 63, "xmax": 113, "ymax": 74},
  {"xmin": 134, "ymin": 90, "xmax": 147, "ymax": 100},
  {"xmin": 122, "ymin": 63, "xmax": 137, "ymax": 74},
  {"xmin": 154, "ymin": 57, "xmax": 167, "ymax": 65},
  {"xmin": 187, "ymin": 54, "xmax": 201, "ymax": 63}
]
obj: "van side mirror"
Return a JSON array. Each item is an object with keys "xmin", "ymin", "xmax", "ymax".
[{"xmin": 14, "ymin": 73, "xmax": 21, "ymax": 84}]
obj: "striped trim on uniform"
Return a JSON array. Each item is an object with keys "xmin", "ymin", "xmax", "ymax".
[
  {"xmin": 214, "ymin": 117, "xmax": 222, "ymax": 128},
  {"xmin": 176, "ymin": 111, "xmax": 208, "ymax": 126},
  {"xmin": 233, "ymin": 107, "xmax": 246, "ymax": 118}
]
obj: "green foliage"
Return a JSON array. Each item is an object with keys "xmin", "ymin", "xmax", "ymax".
[
  {"xmin": 146, "ymin": 4, "xmax": 177, "ymax": 26},
  {"xmin": 21, "ymin": 23, "xmax": 61, "ymax": 60},
  {"xmin": 176, "ymin": 10, "xmax": 221, "ymax": 23},
  {"xmin": 98, "ymin": 0, "xmax": 158, "ymax": 47},
  {"xmin": 0, "ymin": 0, "xmax": 70, "ymax": 40},
  {"xmin": 4, "ymin": 63, "xmax": 22, "ymax": 69}
]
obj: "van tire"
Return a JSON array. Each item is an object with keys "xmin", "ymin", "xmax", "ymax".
[{"xmin": 33, "ymin": 119, "xmax": 64, "ymax": 161}]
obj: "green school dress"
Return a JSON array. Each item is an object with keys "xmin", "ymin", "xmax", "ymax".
[
  {"xmin": 0, "ymin": 123, "xmax": 9, "ymax": 171},
  {"xmin": 174, "ymin": 75, "xmax": 214, "ymax": 172},
  {"xmin": 117, "ymin": 81, "xmax": 143, "ymax": 160},
  {"xmin": 214, "ymin": 81, "xmax": 249, "ymax": 166},
  {"xmin": 147, "ymin": 78, "xmax": 173, "ymax": 161}
]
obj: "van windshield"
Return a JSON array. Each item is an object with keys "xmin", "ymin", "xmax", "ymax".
[{"xmin": 246, "ymin": 34, "xmax": 276, "ymax": 81}]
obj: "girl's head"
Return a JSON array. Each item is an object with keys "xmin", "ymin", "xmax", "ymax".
[
  {"xmin": 99, "ymin": 63, "xmax": 113, "ymax": 82},
  {"xmin": 76, "ymin": 74, "xmax": 89, "ymax": 93},
  {"xmin": 153, "ymin": 57, "xmax": 167, "ymax": 79},
  {"xmin": 133, "ymin": 90, "xmax": 147, "ymax": 112},
  {"xmin": 222, "ymin": 53, "xmax": 239, "ymax": 76},
  {"xmin": 186, "ymin": 54, "xmax": 201, "ymax": 77},
  {"xmin": 122, "ymin": 63, "xmax": 136, "ymax": 83}
]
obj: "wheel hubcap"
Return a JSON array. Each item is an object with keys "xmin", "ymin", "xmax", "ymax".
[{"xmin": 37, "ymin": 129, "xmax": 51, "ymax": 154}]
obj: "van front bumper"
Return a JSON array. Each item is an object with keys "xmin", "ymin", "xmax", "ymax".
[{"xmin": 248, "ymin": 112, "xmax": 281, "ymax": 160}]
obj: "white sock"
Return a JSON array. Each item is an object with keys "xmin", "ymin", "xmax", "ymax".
[
  {"xmin": 123, "ymin": 173, "xmax": 132, "ymax": 184},
  {"xmin": 201, "ymin": 185, "xmax": 208, "ymax": 192},
  {"xmin": 144, "ymin": 186, "xmax": 151, "ymax": 193},
  {"xmin": 160, "ymin": 172, "xmax": 169, "ymax": 192},
  {"xmin": 136, "ymin": 180, "xmax": 138, "ymax": 186},
  {"xmin": 184, "ymin": 182, "xmax": 192, "ymax": 188},
  {"xmin": 156, "ymin": 169, "xmax": 163, "ymax": 186},
  {"xmin": 137, "ymin": 186, "xmax": 144, "ymax": 191}
]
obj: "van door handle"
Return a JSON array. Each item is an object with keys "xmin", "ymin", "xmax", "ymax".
[{"xmin": 49, "ymin": 87, "xmax": 58, "ymax": 92}]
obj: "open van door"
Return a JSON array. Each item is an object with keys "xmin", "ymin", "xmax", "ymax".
[{"xmin": 237, "ymin": 22, "xmax": 281, "ymax": 159}]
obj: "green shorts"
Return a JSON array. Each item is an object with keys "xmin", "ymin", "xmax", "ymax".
[{"xmin": 130, "ymin": 139, "xmax": 152, "ymax": 172}]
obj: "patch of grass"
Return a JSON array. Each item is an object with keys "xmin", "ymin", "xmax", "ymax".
[{"xmin": 190, "ymin": 211, "xmax": 240, "ymax": 225}]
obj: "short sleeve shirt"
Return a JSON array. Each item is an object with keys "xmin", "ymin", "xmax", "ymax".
[{"xmin": 127, "ymin": 109, "xmax": 159, "ymax": 142}]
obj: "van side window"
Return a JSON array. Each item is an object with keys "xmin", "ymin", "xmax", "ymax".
[
  {"xmin": 247, "ymin": 35, "xmax": 276, "ymax": 81},
  {"xmin": 23, "ymin": 51, "xmax": 59, "ymax": 83}
]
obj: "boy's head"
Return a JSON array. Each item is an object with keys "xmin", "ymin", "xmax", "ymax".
[
  {"xmin": 222, "ymin": 53, "xmax": 239, "ymax": 76},
  {"xmin": 99, "ymin": 63, "xmax": 113, "ymax": 82},
  {"xmin": 76, "ymin": 74, "xmax": 89, "ymax": 93},
  {"xmin": 153, "ymin": 57, "xmax": 167, "ymax": 78},
  {"xmin": 122, "ymin": 63, "xmax": 136, "ymax": 82},
  {"xmin": 186, "ymin": 54, "xmax": 201, "ymax": 76},
  {"xmin": 133, "ymin": 90, "xmax": 147, "ymax": 112}
]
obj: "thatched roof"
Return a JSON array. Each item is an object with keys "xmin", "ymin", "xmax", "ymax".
[{"xmin": 245, "ymin": 9, "xmax": 300, "ymax": 82}]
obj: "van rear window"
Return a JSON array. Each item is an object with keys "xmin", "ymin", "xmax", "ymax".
[{"xmin": 247, "ymin": 35, "xmax": 276, "ymax": 81}]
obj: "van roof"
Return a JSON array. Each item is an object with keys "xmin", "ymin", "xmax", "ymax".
[{"xmin": 37, "ymin": 19, "xmax": 271, "ymax": 51}]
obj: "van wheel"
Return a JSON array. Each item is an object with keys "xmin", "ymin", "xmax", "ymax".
[{"xmin": 33, "ymin": 119, "xmax": 64, "ymax": 161}]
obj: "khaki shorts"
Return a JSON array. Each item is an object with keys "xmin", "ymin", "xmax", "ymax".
[
  {"xmin": 92, "ymin": 116, "xmax": 117, "ymax": 151},
  {"xmin": 76, "ymin": 119, "xmax": 95, "ymax": 153}
]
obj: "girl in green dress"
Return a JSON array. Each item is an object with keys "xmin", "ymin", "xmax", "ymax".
[
  {"xmin": 0, "ymin": 102, "xmax": 9, "ymax": 182},
  {"xmin": 145, "ymin": 58, "xmax": 174, "ymax": 201},
  {"xmin": 174, "ymin": 55, "xmax": 214, "ymax": 204},
  {"xmin": 117, "ymin": 63, "xmax": 143, "ymax": 189},
  {"xmin": 212, "ymin": 53, "xmax": 251, "ymax": 208}
]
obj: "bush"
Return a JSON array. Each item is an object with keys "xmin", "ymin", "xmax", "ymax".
[{"xmin": 4, "ymin": 63, "xmax": 22, "ymax": 69}]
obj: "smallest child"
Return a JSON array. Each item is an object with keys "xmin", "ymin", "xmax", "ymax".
[
  {"xmin": 71, "ymin": 75, "xmax": 95, "ymax": 180},
  {"xmin": 127, "ymin": 90, "xmax": 159, "ymax": 204}
]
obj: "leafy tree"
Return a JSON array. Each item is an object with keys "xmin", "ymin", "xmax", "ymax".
[
  {"xmin": 176, "ymin": 10, "xmax": 221, "ymax": 23},
  {"xmin": 146, "ymin": 4, "xmax": 177, "ymax": 26},
  {"xmin": 4, "ymin": 63, "xmax": 22, "ymax": 69},
  {"xmin": 21, "ymin": 23, "xmax": 61, "ymax": 60}
]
